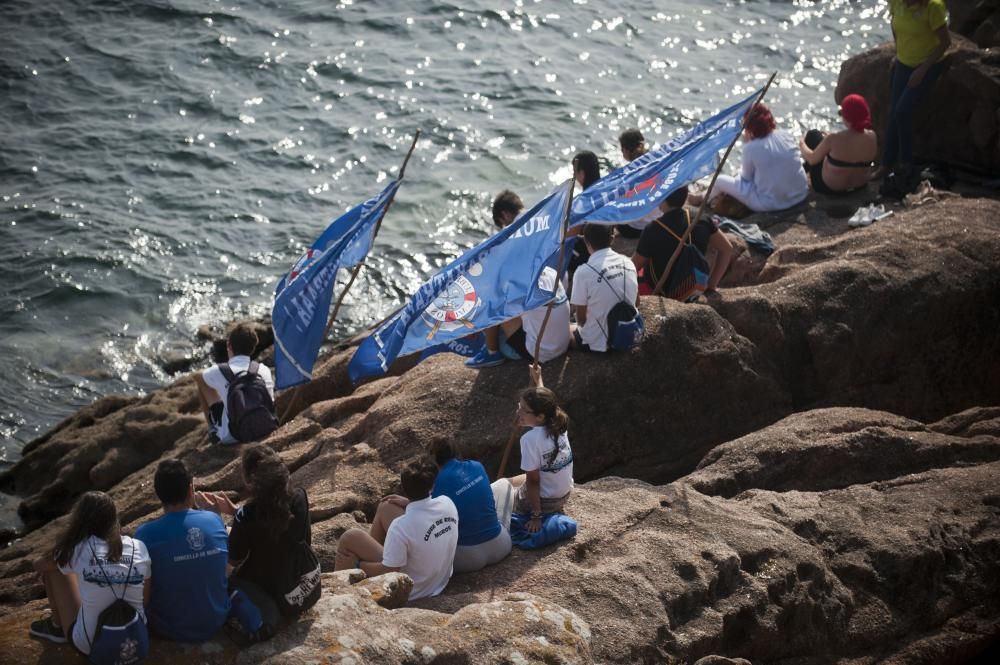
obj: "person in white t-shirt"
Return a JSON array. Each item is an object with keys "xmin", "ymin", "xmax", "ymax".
[
  {"xmin": 570, "ymin": 224, "xmax": 639, "ymax": 353},
  {"xmin": 507, "ymin": 381, "xmax": 574, "ymax": 534},
  {"xmin": 193, "ymin": 322, "xmax": 276, "ymax": 444},
  {"xmin": 465, "ymin": 190, "xmax": 571, "ymax": 368},
  {"xmin": 30, "ymin": 491, "xmax": 151, "ymax": 655},
  {"xmin": 334, "ymin": 457, "xmax": 459, "ymax": 600}
]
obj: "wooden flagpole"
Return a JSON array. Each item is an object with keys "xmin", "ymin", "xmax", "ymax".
[
  {"xmin": 495, "ymin": 178, "xmax": 576, "ymax": 481},
  {"xmin": 651, "ymin": 72, "xmax": 777, "ymax": 297},
  {"xmin": 279, "ymin": 129, "xmax": 421, "ymax": 424}
]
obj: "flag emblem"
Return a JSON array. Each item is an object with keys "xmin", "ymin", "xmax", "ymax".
[{"xmin": 421, "ymin": 275, "xmax": 480, "ymax": 339}]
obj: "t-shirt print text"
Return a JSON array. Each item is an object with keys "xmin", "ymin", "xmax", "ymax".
[{"xmin": 423, "ymin": 516, "xmax": 458, "ymax": 541}]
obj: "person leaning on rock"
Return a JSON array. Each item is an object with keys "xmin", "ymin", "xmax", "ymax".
[
  {"xmin": 334, "ymin": 457, "xmax": 459, "ymax": 601},
  {"xmin": 135, "ymin": 459, "xmax": 232, "ymax": 643},
  {"xmin": 193, "ymin": 322, "xmax": 276, "ymax": 445}
]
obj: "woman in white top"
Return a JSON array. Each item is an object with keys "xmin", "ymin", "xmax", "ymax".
[
  {"xmin": 706, "ymin": 102, "xmax": 809, "ymax": 212},
  {"xmin": 30, "ymin": 491, "xmax": 151, "ymax": 655},
  {"xmin": 509, "ymin": 377, "xmax": 574, "ymax": 534}
]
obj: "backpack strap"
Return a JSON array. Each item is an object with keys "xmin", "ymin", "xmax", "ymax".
[
  {"xmin": 649, "ymin": 210, "xmax": 692, "ymax": 289},
  {"xmin": 217, "ymin": 363, "xmax": 237, "ymax": 384},
  {"xmin": 83, "ymin": 538, "xmax": 136, "ymax": 649},
  {"xmin": 247, "ymin": 361, "xmax": 259, "ymax": 377}
]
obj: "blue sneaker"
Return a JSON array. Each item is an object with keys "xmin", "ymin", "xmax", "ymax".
[{"xmin": 465, "ymin": 347, "xmax": 505, "ymax": 369}]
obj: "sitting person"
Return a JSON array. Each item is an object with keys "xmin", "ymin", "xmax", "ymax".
[
  {"xmin": 699, "ymin": 102, "xmax": 809, "ymax": 212},
  {"xmin": 382, "ymin": 440, "xmax": 512, "ymax": 574},
  {"xmin": 193, "ymin": 322, "xmax": 277, "ymax": 444},
  {"xmin": 509, "ymin": 382, "xmax": 574, "ymax": 534},
  {"xmin": 135, "ymin": 459, "xmax": 231, "ymax": 642},
  {"xmin": 465, "ymin": 190, "xmax": 571, "ymax": 369},
  {"xmin": 566, "ymin": 151, "xmax": 602, "ymax": 281},
  {"xmin": 632, "ymin": 185, "xmax": 734, "ymax": 295},
  {"xmin": 799, "ymin": 94, "xmax": 878, "ymax": 194},
  {"xmin": 616, "ymin": 128, "xmax": 657, "ymax": 239},
  {"xmin": 30, "ymin": 492, "xmax": 151, "ymax": 657},
  {"xmin": 570, "ymin": 223, "xmax": 639, "ymax": 352},
  {"xmin": 334, "ymin": 457, "xmax": 459, "ymax": 600},
  {"xmin": 196, "ymin": 445, "xmax": 319, "ymax": 634}
]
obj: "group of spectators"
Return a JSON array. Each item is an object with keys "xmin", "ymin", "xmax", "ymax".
[{"xmin": 30, "ymin": 447, "xmax": 315, "ymax": 656}]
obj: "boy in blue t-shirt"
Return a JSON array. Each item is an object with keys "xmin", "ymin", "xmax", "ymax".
[{"xmin": 135, "ymin": 459, "xmax": 231, "ymax": 642}]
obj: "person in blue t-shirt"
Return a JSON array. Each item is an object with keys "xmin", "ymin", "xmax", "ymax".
[
  {"xmin": 383, "ymin": 440, "xmax": 513, "ymax": 574},
  {"xmin": 135, "ymin": 459, "xmax": 231, "ymax": 642}
]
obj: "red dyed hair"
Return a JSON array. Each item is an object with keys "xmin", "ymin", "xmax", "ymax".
[
  {"xmin": 744, "ymin": 103, "xmax": 776, "ymax": 139},
  {"xmin": 840, "ymin": 94, "xmax": 871, "ymax": 132}
]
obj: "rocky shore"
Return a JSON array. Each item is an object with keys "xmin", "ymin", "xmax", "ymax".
[{"xmin": 1, "ymin": 47, "xmax": 999, "ymax": 664}]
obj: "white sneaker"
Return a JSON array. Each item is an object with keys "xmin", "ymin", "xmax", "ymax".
[{"xmin": 848, "ymin": 206, "xmax": 873, "ymax": 228}]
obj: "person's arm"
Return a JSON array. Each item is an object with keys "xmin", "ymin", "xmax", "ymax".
[
  {"xmin": 909, "ymin": 24, "xmax": 950, "ymax": 88},
  {"xmin": 359, "ymin": 561, "xmax": 401, "ymax": 577},
  {"xmin": 799, "ymin": 133, "xmax": 831, "ymax": 166},
  {"xmin": 524, "ymin": 469, "xmax": 543, "ymax": 533},
  {"xmin": 740, "ymin": 144, "xmax": 756, "ymax": 181},
  {"xmin": 195, "ymin": 491, "xmax": 238, "ymax": 516},
  {"xmin": 573, "ymin": 304, "xmax": 588, "ymax": 327},
  {"xmin": 143, "ymin": 577, "xmax": 152, "ymax": 608},
  {"xmin": 632, "ymin": 253, "xmax": 649, "ymax": 271},
  {"xmin": 379, "ymin": 494, "xmax": 411, "ymax": 510},
  {"xmin": 706, "ymin": 231, "xmax": 735, "ymax": 292}
]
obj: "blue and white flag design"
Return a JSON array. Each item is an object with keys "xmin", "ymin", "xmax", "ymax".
[
  {"xmin": 348, "ymin": 180, "xmax": 573, "ymax": 383},
  {"xmin": 272, "ymin": 180, "xmax": 400, "ymax": 389},
  {"xmin": 569, "ymin": 88, "xmax": 761, "ymax": 226}
]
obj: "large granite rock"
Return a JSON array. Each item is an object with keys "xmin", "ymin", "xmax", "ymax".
[
  {"xmin": 1, "ymin": 196, "xmax": 998, "ymax": 662},
  {"xmin": 947, "ymin": 0, "xmax": 1000, "ymax": 49},
  {"xmin": 836, "ymin": 39, "xmax": 1000, "ymax": 174}
]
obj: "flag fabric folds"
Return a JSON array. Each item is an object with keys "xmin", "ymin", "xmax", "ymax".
[
  {"xmin": 348, "ymin": 180, "xmax": 573, "ymax": 383},
  {"xmin": 272, "ymin": 180, "xmax": 400, "ymax": 389},
  {"xmin": 569, "ymin": 88, "xmax": 762, "ymax": 227}
]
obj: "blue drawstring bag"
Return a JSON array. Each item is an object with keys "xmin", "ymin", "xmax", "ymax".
[
  {"xmin": 84, "ymin": 542, "xmax": 149, "ymax": 665},
  {"xmin": 510, "ymin": 512, "xmax": 577, "ymax": 550}
]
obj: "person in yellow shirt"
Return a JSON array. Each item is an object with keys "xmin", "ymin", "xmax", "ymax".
[{"xmin": 881, "ymin": 0, "xmax": 951, "ymax": 180}]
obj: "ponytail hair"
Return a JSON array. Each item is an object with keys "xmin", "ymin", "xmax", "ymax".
[
  {"xmin": 520, "ymin": 386, "xmax": 569, "ymax": 465},
  {"xmin": 53, "ymin": 491, "xmax": 122, "ymax": 567}
]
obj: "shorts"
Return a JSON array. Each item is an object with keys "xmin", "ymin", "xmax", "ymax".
[
  {"xmin": 505, "ymin": 328, "xmax": 532, "ymax": 360},
  {"xmin": 572, "ymin": 329, "xmax": 592, "ymax": 353},
  {"xmin": 513, "ymin": 482, "xmax": 571, "ymax": 515}
]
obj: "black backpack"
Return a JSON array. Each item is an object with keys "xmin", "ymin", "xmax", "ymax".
[
  {"xmin": 218, "ymin": 362, "xmax": 278, "ymax": 442},
  {"xmin": 273, "ymin": 490, "xmax": 322, "ymax": 616}
]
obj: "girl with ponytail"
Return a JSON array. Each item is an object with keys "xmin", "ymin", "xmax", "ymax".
[{"xmin": 509, "ymin": 382, "xmax": 574, "ymax": 533}]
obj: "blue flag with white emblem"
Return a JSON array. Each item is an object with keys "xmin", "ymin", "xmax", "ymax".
[
  {"xmin": 570, "ymin": 88, "xmax": 761, "ymax": 226},
  {"xmin": 272, "ymin": 180, "xmax": 400, "ymax": 389},
  {"xmin": 348, "ymin": 180, "xmax": 573, "ymax": 383}
]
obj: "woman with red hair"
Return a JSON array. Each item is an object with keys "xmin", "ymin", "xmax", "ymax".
[
  {"xmin": 706, "ymin": 102, "xmax": 809, "ymax": 212},
  {"xmin": 799, "ymin": 94, "xmax": 878, "ymax": 194}
]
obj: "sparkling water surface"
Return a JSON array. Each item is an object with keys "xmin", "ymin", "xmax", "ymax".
[{"xmin": 0, "ymin": 0, "xmax": 889, "ymax": 525}]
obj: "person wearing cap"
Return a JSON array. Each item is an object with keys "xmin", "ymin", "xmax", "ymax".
[{"xmin": 799, "ymin": 94, "xmax": 879, "ymax": 195}]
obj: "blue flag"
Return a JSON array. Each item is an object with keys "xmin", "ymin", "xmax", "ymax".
[
  {"xmin": 349, "ymin": 180, "xmax": 573, "ymax": 383},
  {"xmin": 570, "ymin": 88, "xmax": 761, "ymax": 226},
  {"xmin": 272, "ymin": 180, "xmax": 400, "ymax": 389}
]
